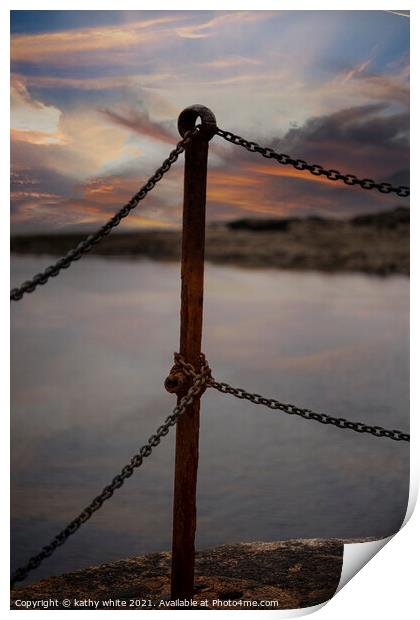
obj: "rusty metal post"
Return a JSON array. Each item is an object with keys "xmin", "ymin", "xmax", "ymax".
[{"xmin": 169, "ymin": 105, "xmax": 216, "ymax": 600}]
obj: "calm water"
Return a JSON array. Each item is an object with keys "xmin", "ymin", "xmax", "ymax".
[{"xmin": 11, "ymin": 256, "xmax": 409, "ymax": 583}]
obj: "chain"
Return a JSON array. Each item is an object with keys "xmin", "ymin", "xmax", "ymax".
[
  {"xmin": 10, "ymin": 128, "xmax": 199, "ymax": 302},
  {"xmin": 11, "ymin": 355, "xmax": 408, "ymax": 585},
  {"xmin": 208, "ymin": 378, "xmax": 409, "ymax": 442},
  {"xmin": 216, "ymin": 128, "xmax": 410, "ymax": 198},
  {"xmin": 169, "ymin": 356, "xmax": 409, "ymax": 441},
  {"xmin": 10, "ymin": 357, "xmax": 210, "ymax": 588}
]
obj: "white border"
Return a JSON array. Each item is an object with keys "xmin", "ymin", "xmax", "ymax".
[{"xmin": 3, "ymin": 2, "xmax": 417, "ymax": 617}]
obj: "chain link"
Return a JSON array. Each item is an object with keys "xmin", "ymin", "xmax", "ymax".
[
  {"xmin": 10, "ymin": 357, "xmax": 210, "ymax": 588},
  {"xmin": 209, "ymin": 378, "xmax": 409, "ymax": 442},
  {"xmin": 10, "ymin": 128, "xmax": 199, "ymax": 302},
  {"xmin": 216, "ymin": 128, "xmax": 410, "ymax": 198},
  {"xmin": 170, "ymin": 355, "xmax": 409, "ymax": 441}
]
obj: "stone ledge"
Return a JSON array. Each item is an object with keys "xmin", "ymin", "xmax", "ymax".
[{"xmin": 11, "ymin": 539, "xmax": 365, "ymax": 610}]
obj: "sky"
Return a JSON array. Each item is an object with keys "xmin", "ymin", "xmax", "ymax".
[{"xmin": 10, "ymin": 10, "xmax": 409, "ymax": 233}]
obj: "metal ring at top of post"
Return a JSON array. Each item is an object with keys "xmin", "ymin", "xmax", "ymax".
[{"xmin": 178, "ymin": 105, "xmax": 217, "ymax": 141}]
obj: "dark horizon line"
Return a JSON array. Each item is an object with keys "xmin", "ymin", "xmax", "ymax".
[{"xmin": 10, "ymin": 205, "xmax": 410, "ymax": 237}]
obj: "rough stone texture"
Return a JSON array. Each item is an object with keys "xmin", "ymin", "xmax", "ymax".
[{"xmin": 11, "ymin": 539, "xmax": 348, "ymax": 610}]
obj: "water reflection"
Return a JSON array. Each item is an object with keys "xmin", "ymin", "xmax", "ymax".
[{"xmin": 11, "ymin": 256, "xmax": 409, "ymax": 583}]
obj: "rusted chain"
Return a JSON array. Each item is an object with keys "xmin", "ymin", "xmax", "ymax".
[
  {"xmin": 175, "ymin": 354, "xmax": 409, "ymax": 442},
  {"xmin": 10, "ymin": 128, "xmax": 199, "ymax": 302},
  {"xmin": 216, "ymin": 127, "xmax": 410, "ymax": 198},
  {"xmin": 11, "ymin": 358, "xmax": 210, "ymax": 588},
  {"xmin": 210, "ymin": 378, "xmax": 409, "ymax": 442}
]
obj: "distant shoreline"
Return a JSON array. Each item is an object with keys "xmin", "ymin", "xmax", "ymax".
[{"xmin": 11, "ymin": 207, "xmax": 409, "ymax": 276}]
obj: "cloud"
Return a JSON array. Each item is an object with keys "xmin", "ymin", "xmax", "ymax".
[
  {"xmin": 16, "ymin": 74, "xmax": 135, "ymax": 92},
  {"xmin": 318, "ymin": 52, "xmax": 409, "ymax": 109},
  {"xmin": 343, "ymin": 58, "xmax": 373, "ymax": 83},
  {"xmin": 175, "ymin": 11, "xmax": 274, "ymax": 39},
  {"xmin": 18, "ymin": 72, "xmax": 174, "ymax": 93},
  {"xmin": 11, "ymin": 128, "xmax": 69, "ymax": 146},
  {"xmin": 11, "ymin": 167, "xmax": 76, "ymax": 198},
  {"xmin": 198, "ymin": 56, "xmax": 261, "ymax": 70},
  {"xmin": 243, "ymin": 162, "xmax": 346, "ymax": 187},
  {"xmin": 204, "ymin": 102, "xmax": 408, "ymax": 221},
  {"xmin": 10, "ymin": 156, "xmax": 182, "ymax": 231},
  {"xmin": 10, "ymin": 13, "xmax": 273, "ymax": 72},
  {"xmin": 264, "ymin": 104, "xmax": 410, "ymax": 182},
  {"xmin": 10, "ymin": 15, "xmax": 184, "ymax": 62},
  {"xmin": 207, "ymin": 170, "xmax": 273, "ymax": 215},
  {"xmin": 101, "ymin": 107, "xmax": 176, "ymax": 144},
  {"xmin": 11, "ymin": 76, "xmax": 64, "ymax": 143},
  {"xmin": 11, "ymin": 101, "xmax": 407, "ymax": 234},
  {"xmin": 11, "ymin": 102, "xmax": 137, "ymax": 181},
  {"xmin": 282, "ymin": 104, "xmax": 408, "ymax": 148},
  {"xmin": 342, "ymin": 73, "xmax": 409, "ymax": 107},
  {"xmin": 10, "ymin": 11, "xmax": 409, "ymax": 233}
]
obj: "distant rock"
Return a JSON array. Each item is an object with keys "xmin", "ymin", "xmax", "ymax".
[
  {"xmin": 351, "ymin": 206, "xmax": 409, "ymax": 229},
  {"xmin": 10, "ymin": 207, "xmax": 410, "ymax": 276},
  {"xmin": 227, "ymin": 218, "xmax": 294, "ymax": 231}
]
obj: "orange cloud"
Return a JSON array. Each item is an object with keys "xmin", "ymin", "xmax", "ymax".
[
  {"xmin": 11, "ymin": 15, "xmax": 184, "ymax": 62},
  {"xmin": 207, "ymin": 169, "xmax": 289, "ymax": 217},
  {"xmin": 243, "ymin": 162, "xmax": 346, "ymax": 187},
  {"xmin": 84, "ymin": 180, "xmax": 118, "ymax": 196},
  {"xmin": 328, "ymin": 58, "xmax": 409, "ymax": 107},
  {"xmin": 55, "ymin": 174, "xmax": 182, "ymax": 229},
  {"xmin": 11, "ymin": 191, "xmax": 61, "ymax": 201},
  {"xmin": 348, "ymin": 74, "xmax": 409, "ymax": 106},
  {"xmin": 198, "ymin": 56, "xmax": 261, "ymax": 69},
  {"xmin": 18, "ymin": 72, "xmax": 173, "ymax": 91},
  {"xmin": 194, "ymin": 71, "xmax": 286, "ymax": 87},
  {"xmin": 175, "ymin": 11, "xmax": 275, "ymax": 39},
  {"xmin": 343, "ymin": 58, "xmax": 372, "ymax": 83},
  {"xmin": 11, "ymin": 128, "xmax": 69, "ymax": 146}
]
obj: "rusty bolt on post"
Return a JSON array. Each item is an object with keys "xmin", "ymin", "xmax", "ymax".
[{"xmin": 164, "ymin": 371, "xmax": 188, "ymax": 394}]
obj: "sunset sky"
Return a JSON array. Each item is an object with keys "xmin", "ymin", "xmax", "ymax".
[{"xmin": 10, "ymin": 10, "xmax": 409, "ymax": 232}]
